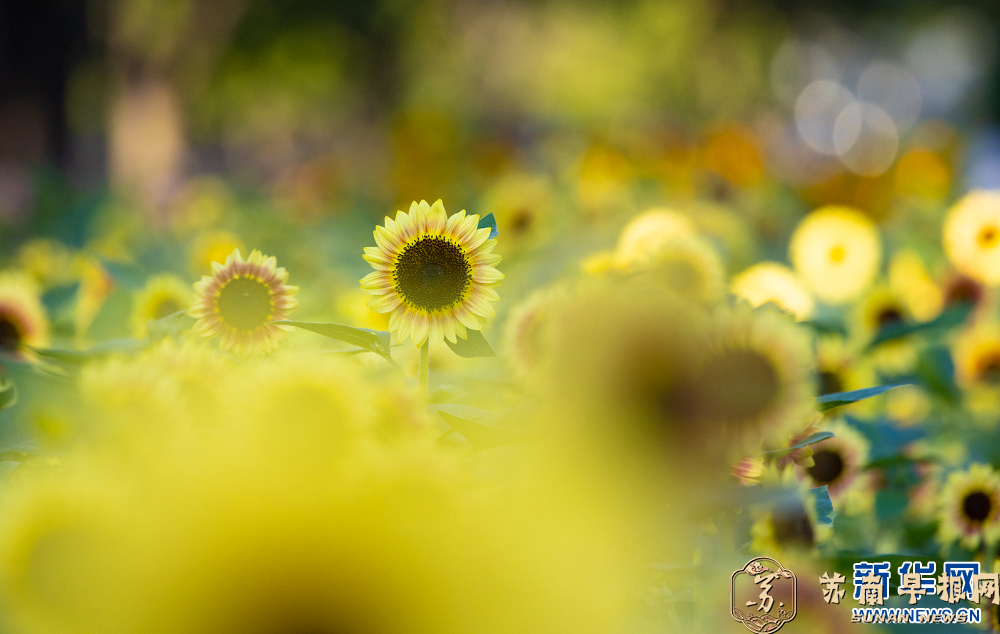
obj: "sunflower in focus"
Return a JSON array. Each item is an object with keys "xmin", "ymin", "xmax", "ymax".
[
  {"xmin": 131, "ymin": 274, "xmax": 191, "ymax": 338},
  {"xmin": 0, "ymin": 273, "xmax": 50, "ymax": 359},
  {"xmin": 361, "ymin": 200, "xmax": 503, "ymax": 347},
  {"xmin": 937, "ymin": 464, "xmax": 1000, "ymax": 551},
  {"xmin": 190, "ymin": 249, "xmax": 298, "ymax": 355},
  {"xmin": 943, "ymin": 190, "xmax": 1000, "ymax": 286},
  {"xmin": 731, "ymin": 262, "xmax": 815, "ymax": 321},
  {"xmin": 789, "ymin": 206, "xmax": 881, "ymax": 305},
  {"xmin": 795, "ymin": 419, "xmax": 875, "ymax": 514}
]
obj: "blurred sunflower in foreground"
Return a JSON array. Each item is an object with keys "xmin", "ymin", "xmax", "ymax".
[
  {"xmin": 937, "ymin": 464, "xmax": 1000, "ymax": 551},
  {"xmin": 190, "ymin": 249, "xmax": 298, "ymax": 355},
  {"xmin": 361, "ymin": 200, "xmax": 503, "ymax": 346},
  {"xmin": 0, "ymin": 273, "xmax": 50, "ymax": 359}
]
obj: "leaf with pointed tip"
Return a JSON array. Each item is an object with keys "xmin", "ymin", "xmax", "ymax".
[
  {"xmin": 436, "ymin": 410, "xmax": 534, "ymax": 450},
  {"xmin": 147, "ymin": 310, "xmax": 197, "ymax": 339},
  {"xmin": 445, "ymin": 329, "xmax": 495, "ymax": 358},
  {"xmin": 478, "ymin": 212, "xmax": 498, "ymax": 239},
  {"xmin": 810, "ymin": 485, "xmax": 836, "ymax": 526},
  {"xmin": 274, "ymin": 321, "xmax": 394, "ymax": 364},
  {"xmin": 0, "ymin": 382, "xmax": 16, "ymax": 410},
  {"xmin": 816, "ymin": 384, "xmax": 910, "ymax": 412},
  {"xmin": 763, "ymin": 431, "xmax": 834, "ymax": 458}
]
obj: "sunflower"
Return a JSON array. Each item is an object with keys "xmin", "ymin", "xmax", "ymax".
[
  {"xmin": 131, "ymin": 274, "xmax": 192, "ymax": 338},
  {"xmin": 361, "ymin": 200, "xmax": 503, "ymax": 347},
  {"xmin": 852, "ymin": 285, "xmax": 918, "ymax": 376},
  {"xmin": 943, "ymin": 190, "xmax": 1000, "ymax": 285},
  {"xmin": 731, "ymin": 261, "xmax": 815, "ymax": 321},
  {"xmin": 612, "ymin": 208, "xmax": 695, "ymax": 271},
  {"xmin": 788, "ymin": 206, "xmax": 881, "ymax": 305},
  {"xmin": 795, "ymin": 419, "xmax": 875, "ymax": 514},
  {"xmin": 480, "ymin": 173, "xmax": 555, "ymax": 253},
  {"xmin": 0, "ymin": 273, "xmax": 50, "ymax": 359},
  {"xmin": 937, "ymin": 464, "xmax": 1000, "ymax": 551},
  {"xmin": 629, "ymin": 236, "xmax": 725, "ymax": 306},
  {"xmin": 188, "ymin": 230, "xmax": 244, "ymax": 274},
  {"xmin": 952, "ymin": 322, "xmax": 1000, "ymax": 419},
  {"xmin": 502, "ymin": 287, "xmax": 568, "ymax": 378},
  {"xmin": 669, "ymin": 306, "xmax": 816, "ymax": 453},
  {"xmin": 190, "ymin": 249, "xmax": 298, "ymax": 355},
  {"xmin": 888, "ymin": 249, "xmax": 943, "ymax": 322}
]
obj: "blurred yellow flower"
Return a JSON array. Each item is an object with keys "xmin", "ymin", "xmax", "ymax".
[
  {"xmin": 731, "ymin": 261, "xmax": 815, "ymax": 320},
  {"xmin": 888, "ymin": 249, "xmax": 943, "ymax": 322},
  {"xmin": 612, "ymin": 208, "xmax": 695, "ymax": 271},
  {"xmin": 502, "ymin": 287, "xmax": 567, "ymax": 378},
  {"xmin": 188, "ymin": 231, "xmax": 244, "ymax": 274},
  {"xmin": 630, "ymin": 236, "xmax": 725, "ymax": 306},
  {"xmin": 943, "ymin": 190, "xmax": 1000, "ymax": 286},
  {"xmin": 480, "ymin": 173, "xmax": 555, "ymax": 253},
  {"xmin": 361, "ymin": 200, "xmax": 503, "ymax": 347},
  {"xmin": 0, "ymin": 272, "xmax": 50, "ymax": 358},
  {"xmin": 130, "ymin": 274, "xmax": 191, "ymax": 338},
  {"xmin": 789, "ymin": 206, "xmax": 881, "ymax": 305},
  {"xmin": 852, "ymin": 285, "xmax": 918, "ymax": 376},
  {"xmin": 16, "ymin": 239, "xmax": 76, "ymax": 289},
  {"xmin": 191, "ymin": 249, "xmax": 298, "ymax": 355},
  {"xmin": 937, "ymin": 464, "xmax": 1000, "ymax": 551}
]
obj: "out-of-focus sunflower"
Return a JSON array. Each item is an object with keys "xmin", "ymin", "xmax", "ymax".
[
  {"xmin": 888, "ymin": 249, "xmax": 943, "ymax": 322},
  {"xmin": 815, "ymin": 336, "xmax": 874, "ymax": 397},
  {"xmin": 16, "ymin": 239, "xmax": 76, "ymax": 289},
  {"xmin": 750, "ymin": 469, "xmax": 828, "ymax": 554},
  {"xmin": 943, "ymin": 190, "xmax": 1000, "ymax": 286},
  {"xmin": 788, "ymin": 206, "xmax": 881, "ymax": 305},
  {"xmin": 629, "ymin": 236, "xmax": 725, "ymax": 306},
  {"xmin": 670, "ymin": 306, "xmax": 816, "ymax": 453},
  {"xmin": 0, "ymin": 273, "xmax": 50, "ymax": 359},
  {"xmin": 937, "ymin": 464, "xmax": 1000, "ymax": 551},
  {"xmin": 190, "ymin": 249, "xmax": 298, "ymax": 355},
  {"xmin": 612, "ymin": 208, "xmax": 695, "ymax": 271},
  {"xmin": 130, "ymin": 274, "xmax": 191, "ymax": 338},
  {"xmin": 795, "ymin": 419, "xmax": 875, "ymax": 514},
  {"xmin": 188, "ymin": 231, "xmax": 244, "ymax": 274},
  {"xmin": 852, "ymin": 285, "xmax": 918, "ymax": 376},
  {"xmin": 502, "ymin": 287, "xmax": 567, "ymax": 378},
  {"xmin": 480, "ymin": 173, "xmax": 555, "ymax": 253},
  {"xmin": 361, "ymin": 200, "xmax": 503, "ymax": 347},
  {"xmin": 952, "ymin": 322, "xmax": 1000, "ymax": 419},
  {"xmin": 942, "ymin": 273, "xmax": 987, "ymax": 315},
  {"xmin": 731, "ymin": 261, "xmax": 815, "ymax": 320}
]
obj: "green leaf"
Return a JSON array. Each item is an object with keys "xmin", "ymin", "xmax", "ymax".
[
  {"xmin": 0, "ymin": 382, "xmax": 16, "ymax": 410},
  {"xmin": 445, "ymin": 329, "xmax": 495, "ymax": 358},
  {"xmin": 868, "ymin": 302, "xmax": 972, "ymax": 348},
  {"xmin": 436, "ymin": 410, "xmax": 534, "ymax": 450},
  {"xmin": 428, "ymin": 403, "xmax": 491, "ymax": 421},
  {"xmin": 763, "ymin": 431, "xmax": 834, "ymax": 458},
  {"xmin": 274, "ymin": 321, "xmax": 394, "ymax": 364},
  {"xmin": 478, "ymin": 212, "xmax": 499, "ymax": 239},
  {"xmin": 809, "ymin": 485, "xmax": 836, "ymax": 526},
  {"xmin": 816, "ymin": 383, "xmax": 910, "ymax": 412},
  {"xmin": 33, "ymin": 339, "xmax": 148, "ymax": 365},
  {"xmin": 147, "ymin": 310, "xmax": 197, "ymax": 339}
]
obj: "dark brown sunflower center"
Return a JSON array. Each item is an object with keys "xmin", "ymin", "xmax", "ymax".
[
  {"xmin": 946, "ymin": 277, "xmax": 981, "ymax": 306},
  {"xmin": 817, "ymin": 370, "xmax": 844, "ymax": 395},
  {"xmin": 978, "ymin": 353, "xmax": 1000, "ymax": 383},
  {"xmin": 510, "ymin": 208, "xmax": 533, "ymax": 235},
  {"xmin": 216, "ymin": 276, "xmax": 273, "ymax": 331},
  {"xmin": 688, "ymin": 349, "xmax": 780, "ymax": 423},
  {"xmin": 876, "ymin": 306, "xmax": 904, "ymax": 328},
  {"xmin": 152, "ymin": 298, "xmax": 184, "ymax": 320},
  {"xmin": 394, "ymin": 236, "xmax": 471, "ymax": 311},
  {"xmin": 0, "ymin": 317, "xmax": 22, "ymax": 351},
  {"xmin": 963, "ymin": 490, "xmax": 993, "ymax": 523},
  {"xmin": 772, "ymin": 506, "xmax": 815, "ymax": 548},
  {"xmin": 807, "ymin": 448, "xmax": 845, "ymax": 485}
]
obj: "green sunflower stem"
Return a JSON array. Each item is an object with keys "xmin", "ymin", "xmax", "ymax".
[{"xmin": 419, "ymin": 340, "xmax": 430, "ymax": 393}]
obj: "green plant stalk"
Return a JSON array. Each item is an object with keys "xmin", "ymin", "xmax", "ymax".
[{"xmin": 419, "ymin": 340, "xmax": 430, "ymax": 392}]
